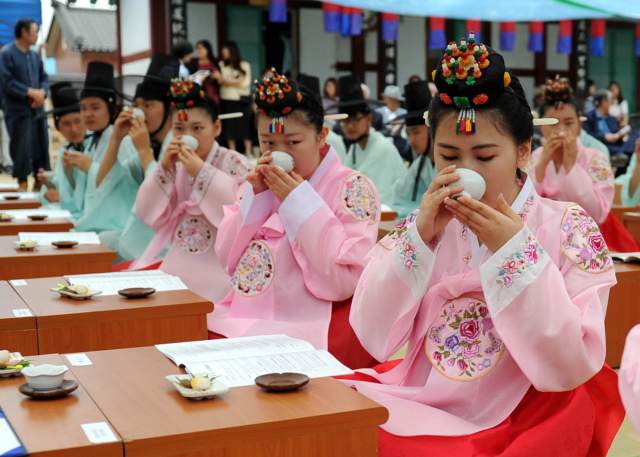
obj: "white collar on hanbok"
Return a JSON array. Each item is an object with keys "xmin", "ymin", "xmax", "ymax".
[{"xmin": 466, "ymin": 176, "xmax": 534, "ymax": 270}]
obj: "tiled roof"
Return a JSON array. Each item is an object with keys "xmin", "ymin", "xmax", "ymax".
[{"xmin": 52, "ymin": 2, "xmax": 116, "ymax": 52}]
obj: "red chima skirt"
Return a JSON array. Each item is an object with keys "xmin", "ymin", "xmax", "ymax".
[
  {"xmin": 336, "ymin": 360, "xmax": 625, "ymax": 457},
  {"xmin": 600, "ymin": 212, "xmax": 640, "ymax": 252}
]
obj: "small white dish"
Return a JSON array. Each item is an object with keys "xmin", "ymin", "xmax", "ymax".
[
  {"xmin": 269, "ymin": 151, "xmax": 295, "ymax": 173},
  {"xmin": 166, "ymin": 374, "xmax": 229, "ymax": 400},
  {"xmin": 181, "ymin": 135, "xmax": 199, "ymax": 152},
  {"xmin": 50, "ymin": 286, "xmax": 102, "ymax": 300},
  {"xmin": 14, "ymin": 240, "xmax": 38, "ymax": 251},
  {"xmin": 0, "ymin": 213, "xmax": 15, "ymax": 222},
  {"xmin": 445, "ymin": 168, "xmax": 486, "ymax": 200},
  {"xmin": 131, "ymin": 107, "xmax": 146, "ymax": 121},
  {"xmin": 0, "ymin": 352, "xmax": 25, "ymax": 377},
  {"xmin": 22, "ymin": 364, "xmax": 68, "ymax": 390}
]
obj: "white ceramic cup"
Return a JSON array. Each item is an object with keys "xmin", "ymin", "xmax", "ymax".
[
  {"xmin": 445, "ymin": 168, "xmax": 486, "ymax": 200},
  {"xmin": 42, "ymin": 171, "xmax": 55, "ymax": 181},
  {"xmin": 269, "ymin": 151, "xmax": 295, "ymax": 173},
  {"xmin": 131, "ymin": 107, "xmax": 146, "ymax": 121},
  {"xmin": 181, "ymin": 135, "xmax": 199, "ymax": 152},
  {"xmin": 22, "ymin": 364, "xmax": 68, "ymax": 390}
]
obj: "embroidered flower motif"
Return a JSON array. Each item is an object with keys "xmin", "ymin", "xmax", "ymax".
[
  {"xmin": 381, "ymin": 210, "xmax": 419, "ymax": 249},
  {"xmin": 155, "ymin": 165, "xmax": 175, "ymax": 193},
  {"xmin": 473, "ymin": 94, "xmax": 489, "ymax": 105},
  {"xmin": 193, "ymin": 163, "xmax": 214, "ymax": 194},
  {"xmin": 341, "ymin": 174, "xmax": 378, "ymax": 224},
  {"xmin": 462, "ymin": 253, "xmax": 472, "ymax": 266},
  {"xmin": 517, "ymin": 195, "xmax": 534, "ymax": 222},
  {"xmin": 397, "ymin": 230, "xmax": 419, "ymax": 272},
  {"xmin": 460, "ymin": 224, "xmax": 468, "ymax": 241},
  {"xmin": 231, "ymin": 240, "xmax": 275, "ymax": 297},
  {"xmin": 588, "ymin": 155, "xmax": 613, "ymax": 182},
  {"xmin": 225, "ymin": 154, "xmax": 252, "ymax": 181},
  {"xmin": 427, "ymin": 297, "xmax": 505, "ymax": 381},
  {"xmin": 174, "ymin": 217, "xmax": 214, "ymax": 254},
  {"xmin": 440, "ymin": 93, "xmax": 453, "ymax": 104},
  {"xmin": 496, "ymin": 234, "xmax": 544, "ymax": 288},
  {"xmin": 560, "ymin": 204, "xmax": 613, "ymax": 273}
]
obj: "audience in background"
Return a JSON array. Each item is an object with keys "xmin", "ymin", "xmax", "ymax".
[
  {"xmin": 172, "ymin": 40, "xmax": 194, "ymax": 80},
  {"xmin": 583, "ymin": 89, "xmax": 636, "ymax": 159},
  {"xmin": 323, "ymin": 77, "xmax": 339, "ymax": 113},
  {"xmin": 195, "ymin": 40, "xmax": 221, "ymax": 104},
  {"xmin": 583, "ymin": 78, "xmax": 597, "ymax": 112},
  {"xmin": 216, "ymin": 41, "xmax": 252, "ymax": 154},
  {"xmin": 609, "ymin": 81, "xmax": 629, "ymax": 128}
]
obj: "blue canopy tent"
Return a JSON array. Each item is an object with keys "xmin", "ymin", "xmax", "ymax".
[
  {"xmin": 0, "ymin": 0, "xmax": 42, "ymax": 46},
  {"xmin": 312, "ymin": 0, "xmax": 616, "ymax": 21}
]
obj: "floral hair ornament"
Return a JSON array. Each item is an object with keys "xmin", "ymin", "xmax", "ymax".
[
  {"xmin": 545, "ymin": 75, "xmax": 572, "ymax": 110},
  {"xmin": 253, "ymin": 68, "xmax": 303, "ymax": 134},
  {"xmin": 432, "ymin": 32, "xmax": 512, "ymax": 135},
  {"xmin": 169, "ymin": 77, "xmax": 206, "ymax": 122}
]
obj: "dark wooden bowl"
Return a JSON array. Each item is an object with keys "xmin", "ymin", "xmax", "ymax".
[
  {"xmin": 52, "ymin": 241, "xmax": 79, "ymax": 248},
  {"xmin": 118, "ymin": 287, "xmax": 156, "ymax": 299},
  {"xmin": 255, "ymin": 373, "xmax": 310, "ymax": 391},
  {"xmin": 27, "ymin": 214, "xmax": 48, "ymax": 221}
]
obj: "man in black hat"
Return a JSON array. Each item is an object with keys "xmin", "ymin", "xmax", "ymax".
[
  {"xmin": 328, "ymin": 74, "xmax": 406, "ymax": 195},
  {"xmin": 381, "ymin": 81, "xmax": 437, "ymax": 218},
  {"xmin": 0, "ymin": 19, "xmax": 50, "ymax": 190},
  {"xmin": 35, "ymin": 82, "xmax": 86, "ymax": 206}
]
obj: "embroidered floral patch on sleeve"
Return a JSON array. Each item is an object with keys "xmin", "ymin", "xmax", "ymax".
[
  {"xmin": 397, "ymin": 230, "xmax": 419, "ymax": 272},
  {"xmin": 588, "ymin": 155, "xmax": 613, "ymax": 182},
  {"xmin": 341, "ymin": 173, "xmax": 378, "ymax": 224},
  {"xmin": 225, "ymin": 154, "xmax": 252, "ymax": 182},
  {"xmin": 425, "ymin": 296, "xmax": 505, "ymax": 381},
  {"xmin": 193, "ymin": 163, "xmax": 215, "ymax": 195},
  {"xmin": 380, "ymin": 210, "xmax": 419, "ymax": 249},
  {"xmin": 154, "ymin": 165, "xmax": 175, "ymax": 196},
  {"xmin": 560, "ymin": 204, "xmax": 613, "ymax": 273},
  {"xmin": 496, "ymin": 233, "xmax": 544, "ymax": 288},
  {"xmin": 517, "ymin": 195, "xmax": 535, "ymax": 222}
]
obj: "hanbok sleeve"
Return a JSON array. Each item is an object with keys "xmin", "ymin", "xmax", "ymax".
[
  {"xmin": 278, "ymin": 175, "xmax": 379, "ymax": 302},
  {"xmin": 560, "ymin": 153, "xmax": 613, "ymax": 224},
  {"xmin": 136, "ymin": 164, "xmax": 179, "ymax": 230},
  {"xmin": 480, "ymin": 205, "xmax": 616, "ymax": 391},
  {"xmin": 617, "ymin": 153, "xmax": 640, "ymax": 206},
  {"xmin": 619, "ymin": 325, "xmax": 640, "ymax": 434},
  {"xmin": 349, "ymin": 212, "xmax": 444, "ymax": 361},
  {"xmin": 215, "ymin": 187, "xmax": 276, "ymax": 275},
  {"xmin": 190, "ymin": 161, "xmax": 239, "ymax": 228}
]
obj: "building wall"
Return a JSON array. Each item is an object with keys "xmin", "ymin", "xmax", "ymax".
[
  {"xmin": 120, "ymin": 0, "xmax": 151, "ymax": 58},
  {"xmin": 397, "ymin": 16, "xmax": 426, "ymax": 85},
  {"xmin": 52, "ymin": 36, "xmax": 83, "ymax": 74},
  {"xmin": 80, "ymin": 51, "xmax": 117, "ymax": 74},
  {"xmin": 299, "ymin": 8, "xmax": 338, "ymax": 90},
  {"xmin": 187, "ymin": 2, "xmax": 218, "ymax": 58}
]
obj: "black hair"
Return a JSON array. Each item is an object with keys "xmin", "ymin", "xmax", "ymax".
[
  {"xmin": 171, "ymin": 96, "xmax": 219, "ymax": 123},
  {"xmin": 172, "ymin": 40, "xmax": 194, "ymax": 60},
  {"xmin": 586, "ymin": 78, "xmax": 596, "ymax": 89},
  {"xmin": 14, "ymin": 19, "xmax": 36, "ymax": 39},
  {"xmin": 323, "ymin": 77, "xmax": 339, "ymax": 98},
  {"xmin": 608, "ymin": 81, "xmax": 625, "ymax": 103},
  {"xmin": 428, "ymin": 72, "xmax": 533, "ymax": 148},
  {"xmin": 222, "ymin": 41, "xmax": 244, "ymax": 74},
  {"xmin": 409, "ymin": 75, "xmax": 422, "ymax": 83},
  {"xmin": 256, "ymin": 84, "xmax": 325, "ymax": 134},
  {"xmin": 593, "ymin": 89, "xmax": 611, "ymax": 107},
  {"xmin": 538, "ymin": 94, "xmax": 581, "ymax": 119},
  {"xmin": 196, "ymin": 40, "xmax": 216, "ymax": 62}
]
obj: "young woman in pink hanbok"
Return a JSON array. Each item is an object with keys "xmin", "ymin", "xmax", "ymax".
[
  {"xmin": 212, "ymin": 72, "xmax": 380, "ymax": 369},
  {"xmin": 338, "ymin": 40, "xmax": 624, "ymax": 456},
  {"xmin": 530, "ymin": 76, "xmax": 639, "ymax": 252},
  {"xmin": 132, "ymin": 78, "xmax": 251, "ymax": 303}
]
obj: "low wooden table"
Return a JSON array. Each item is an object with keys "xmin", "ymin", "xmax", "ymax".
[
  {"xmin": 11, "ymin": 277, "xmax": 213, "ymax": 354},
  {"xmin": 612, "ymin": 205, "xmax": 638, "ymax": 224},
  {"xmin": 0, "ymin": 281, "xmax": 37, "ymax": 356},
  {"xmin": 68, "ymin": 346, "xmax": 388, "ymax": 457},
  {"xmin": 0, "ymin": 236, "xmax": 117, "ymax": 280},
  {"xmin": 381, "ymin": 210, "xmax": 398, "ymax": 222},
  {"xmin": 623, "ymin": 212, "xmax": 640, "ymax": 244},
  {"xmin": 0, "ymin": 218, "xmax": 74, "ymax": 236},
  {"xmin": 0, "ymin": 197, "xmax": 42, "ymax": 210},
  {"xmin": 606, "ymin": 262, "xmax": 640, "ymax": 367},
  {"xmin": 0, "ymin": 353, "xmax": 122, "ymax": 457}
]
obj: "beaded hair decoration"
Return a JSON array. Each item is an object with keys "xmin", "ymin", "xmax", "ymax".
[
  {"xmin": 432, "ymin": 32, "xmax": 512, "ymax": 135},
  {"xmin": 545, "ymin": 75, "xmax": 572, "ymax": 110},
  {"xmin": 254, "ymin": 68, "xmax": 303, "ymax": 134},
  {"xmin": 169, "ymin": 77, "xmax": 206, "ymax": 121}
]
